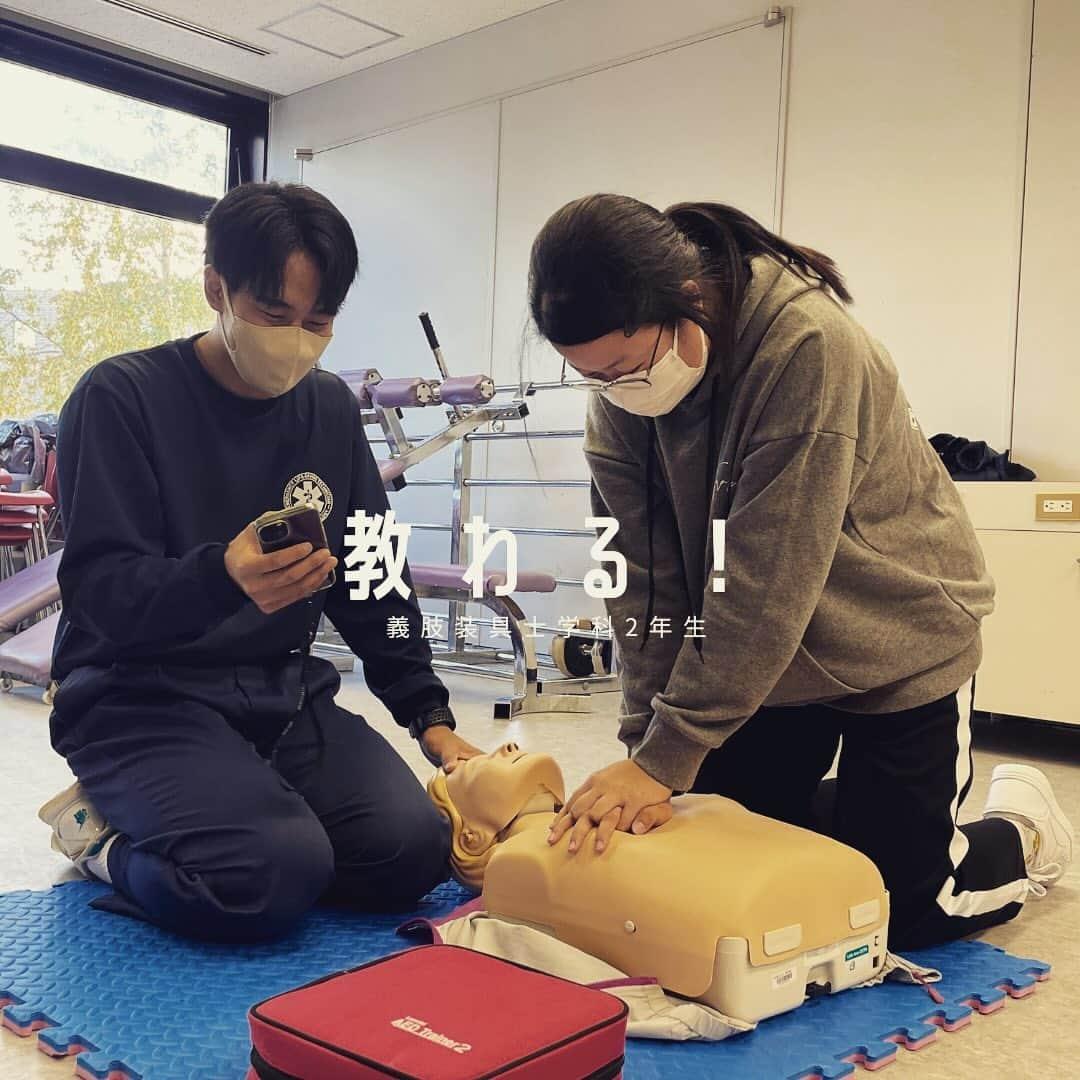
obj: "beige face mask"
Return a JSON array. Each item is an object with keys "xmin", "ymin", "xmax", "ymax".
[{"xmin": 219, "ymin": 282, "xmax": 331, "ymax": 397}]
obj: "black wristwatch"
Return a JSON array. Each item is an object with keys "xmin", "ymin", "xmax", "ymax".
[{"xmin": 409, "ymin": 706, "xmax": 457, "ymax": 767}]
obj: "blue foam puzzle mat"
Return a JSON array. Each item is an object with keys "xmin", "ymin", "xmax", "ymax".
[{"xmin": 1, "ymin": 880, "xmax": 1050, "ymax": 1079}]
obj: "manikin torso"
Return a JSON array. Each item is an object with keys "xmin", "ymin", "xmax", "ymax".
[{"xmin": 430, "ymin": 746, "xmax": 891, "ymax": 1023}]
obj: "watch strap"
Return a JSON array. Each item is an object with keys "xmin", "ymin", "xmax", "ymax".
[{"xmin": 410, "ymin": 706, "xmax": 456, "ymax": 767}]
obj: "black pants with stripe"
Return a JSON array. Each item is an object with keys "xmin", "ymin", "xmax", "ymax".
[{"xmin": 690, "ymin": 684, "xmax": 1028, "ymax": 950}]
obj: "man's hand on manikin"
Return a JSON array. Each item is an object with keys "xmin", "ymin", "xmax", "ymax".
[
  {"xmin": 547, "ymin": 758, "xmax": 674, "ymax": 855},
  {"xmin": 421, "ymin": 725, "xmax": 483, "ymax": 774}
]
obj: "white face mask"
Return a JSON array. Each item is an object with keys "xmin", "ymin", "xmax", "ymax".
[
  {"xmin": 219, "ymin": 283, "xmax": 331, "ymax": 397},
  {"xmin": 602, "ymin": 322, "xmax": 709, "ymax": 417}
]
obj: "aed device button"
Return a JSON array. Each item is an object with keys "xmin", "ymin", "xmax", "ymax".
[
  {"xmin": 763, "ymin": 924, "xmax": 802, "ymax": 956},
  {"xmin": 849, "ymin": 899, "xmax": 881, "ymax": 929}
]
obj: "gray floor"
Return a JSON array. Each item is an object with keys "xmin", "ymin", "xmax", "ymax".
[{"xmin": 1, "ymin": 670, "xmax": 1077, "ymax": 1078}]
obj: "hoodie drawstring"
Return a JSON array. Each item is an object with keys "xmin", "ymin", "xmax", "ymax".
[
  {"xmin": 641, "ymin": 369, "xmax": 722, "ymax": 659},
  {"xmin": 640, "ymin": 422, "xmax": 657, "ymax": 651},
  {"xmin": 692, "ymin": 374, "xmax": 723, "ymax": 660}
]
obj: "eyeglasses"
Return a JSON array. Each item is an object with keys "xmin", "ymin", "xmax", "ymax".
[{"xmin": 560, "ymin": 324, "xmax": 666, "ymax": 393}]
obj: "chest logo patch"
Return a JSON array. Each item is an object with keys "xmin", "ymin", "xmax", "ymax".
[{"xmin": 284, "ymin": 472, "xmax": 333, "ymax": 521}]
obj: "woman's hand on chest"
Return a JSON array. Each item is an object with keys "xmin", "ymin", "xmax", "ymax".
[{"xmin": 547, "ymin": 759, "xmax": 673, "ymax": 856}]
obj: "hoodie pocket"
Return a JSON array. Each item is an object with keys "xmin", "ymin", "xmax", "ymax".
[{"xmin": 766, "ymin": 644, "xmax": 863, "ymax": 707}]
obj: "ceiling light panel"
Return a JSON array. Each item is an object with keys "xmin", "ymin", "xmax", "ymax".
[{"xmin": 261, "ymin": 4, "xmax": 399, "ymax": 59}]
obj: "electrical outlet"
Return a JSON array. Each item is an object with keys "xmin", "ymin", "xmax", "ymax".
[{"xmin": 1034, "ymin": 493, "xmax": 1080, "ymax": 522}]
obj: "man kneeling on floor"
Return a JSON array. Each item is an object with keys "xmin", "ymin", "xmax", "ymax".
[{"xmin": 38, "ymin": 182, "xmax": 481, "ymax": 942}]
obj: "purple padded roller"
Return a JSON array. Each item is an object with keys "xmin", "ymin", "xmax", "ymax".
[
  {"xmin": 439, "ymin": 375, "xmax": 496, "ymax": 405},
  {"xmin": 0, "ymin": 609, "xmax": 58, "ymax": 688},
  {"xmin": 0, "ymin": 550, "xmax": 61, "ymax": 632},
  {"xmin": 409, "ymin": 563, "xmax": 556, "ymax": 595},
  {"xmin": 371, "ymin": 378, "xmax": 436, "ymax": 408},
  {"xmin": 339, "ymin": 368, "xmax": 382, "ymax": 409}
]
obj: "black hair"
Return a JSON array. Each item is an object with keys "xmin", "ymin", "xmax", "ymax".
[
  {"xmin": 203, "ymin": 182, "xmax": 359, "ymax": 316},
  {"xmin": 528, "ymin": 194, "xmax": 851, "ymax": 367}
]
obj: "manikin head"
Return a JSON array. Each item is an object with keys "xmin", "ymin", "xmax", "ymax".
[{"xmin": 428, "ymin": 743, "xmax": 566, "ymax": 889}]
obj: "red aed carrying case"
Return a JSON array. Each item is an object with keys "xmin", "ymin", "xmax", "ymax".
[{"xmin": 248, "ymin": 944, "xmax": 628, "ymax": 1080}]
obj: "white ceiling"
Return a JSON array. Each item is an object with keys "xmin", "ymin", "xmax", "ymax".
[{"xmin": 3, "ymin": 0, "xmax": 562, "ymax": 96}]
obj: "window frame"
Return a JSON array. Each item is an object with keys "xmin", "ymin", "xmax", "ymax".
[{"xmin": 0, "ymin": 17, "xmax": 268, "ymax": 223}]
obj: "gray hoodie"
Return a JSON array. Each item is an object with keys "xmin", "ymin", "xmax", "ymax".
[{"xmin": 584, "ymin": 256, "xmax": 994, "ymax": 792}]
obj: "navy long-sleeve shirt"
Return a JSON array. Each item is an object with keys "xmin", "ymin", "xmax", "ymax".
[{"xmin": 51, "ymin": 333, "xmax": 447, "ymax": 741}]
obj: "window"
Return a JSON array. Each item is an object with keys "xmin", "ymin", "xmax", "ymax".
[
  {"xmin": 1, "ymin": 60, "xmax": 228, "ymax": 198},
  {"xmin": 0, "ymin": 18, "xmax": 268, "ymax": 415},
  {"xmin": 0, "ymin": 183, "xmax": 206, "ymax": 416}
]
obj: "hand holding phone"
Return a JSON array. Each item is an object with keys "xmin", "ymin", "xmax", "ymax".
[{"xmin": 225, "ymin": 506, "xmax": 338, "ymax": 615}]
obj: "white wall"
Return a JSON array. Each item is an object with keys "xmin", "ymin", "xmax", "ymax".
[
  {"xmin": 1010, "ymin": 0, "xmax": 1079, "ymax": 481},
  {"xmin": 780, "ymin": 0, "xmax": 1031, "ymax": 457},
  {"xmin": 270, "ymin": 0, "xmax": 764, "ymax": 175},
  {"xmin": 272, "ymin": 0, "xmax": 1038, "ymax": 455}
]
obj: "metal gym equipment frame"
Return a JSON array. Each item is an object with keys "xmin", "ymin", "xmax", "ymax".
[{"xmin": 315, "ymin": 373, "xmax": 622, "ymax": 718}]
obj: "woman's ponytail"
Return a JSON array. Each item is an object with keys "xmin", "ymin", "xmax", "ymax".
[
  {"xmin": 665, "ymin": 202, "xmax": 853, "ymax": 304},
  {"xmin": 528, "ymin": 194, "xmax": 852, "ymax": 358}
]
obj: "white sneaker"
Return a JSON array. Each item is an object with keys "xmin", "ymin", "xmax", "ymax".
[
  {"xmin": 983, "ymin": 764, "xmax": 1074, "ymax": 895},
  {"xmin": 37, "ymin": 780, "xmax": 116, "ymax": 878}
]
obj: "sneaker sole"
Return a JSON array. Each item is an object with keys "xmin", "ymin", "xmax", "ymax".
[{"xmin": 986, "ymin": 764, "xmax": 1075, "ymax": 865}]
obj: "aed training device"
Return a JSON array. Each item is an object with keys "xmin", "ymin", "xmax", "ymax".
[
  {"xmin": 483, "ymin": 796, "xmax": 890, "ymax": 1025},
  {"xmin": 247, "ymin": 945, "xmax": 628, "ymax": 1080},
  {"xmin": 255, "ymin": 505, "xmax": 336, "ymax": 592}
]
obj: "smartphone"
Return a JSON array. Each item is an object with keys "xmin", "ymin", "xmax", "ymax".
[{"xmin": 254, "ymin": 505, "xmax": 336, "ymax": 592}]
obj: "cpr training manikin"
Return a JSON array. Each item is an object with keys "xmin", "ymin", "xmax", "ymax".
[{"xmin": 425, "ymin": 745, "xmax": 938, "ymax": 1040}]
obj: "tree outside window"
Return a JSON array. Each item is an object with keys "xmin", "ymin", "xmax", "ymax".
[{"xmin": 0, "ymin": 59, "xmax": 227, "ymax": 418}]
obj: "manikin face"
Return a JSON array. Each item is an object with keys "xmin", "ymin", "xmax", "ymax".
[{"xmin": 445, "ymin": 743, "xmax": 566, "ymax": 850}]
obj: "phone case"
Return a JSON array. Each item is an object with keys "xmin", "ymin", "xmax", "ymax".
[{"xmin": 255, "ymin": 506, "xmax": 336, "ymax": 591}]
